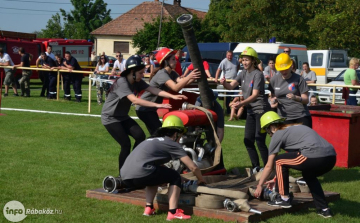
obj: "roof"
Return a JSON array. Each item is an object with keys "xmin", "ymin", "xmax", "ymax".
[{"xmin": 91, "ymin": 1, "xmax": 206, "ymax": 36}]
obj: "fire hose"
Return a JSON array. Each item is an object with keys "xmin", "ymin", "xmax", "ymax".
[{"xmin": 223, "ymin": 199, "xmax": 262, "ymax": 214}]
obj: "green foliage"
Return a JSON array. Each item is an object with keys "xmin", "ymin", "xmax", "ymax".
[
  {"xmin": 40, "ymin": 0, "xmax": 111, "ymax": 40},
  {"xmin": 132, "ymin": 15, "xmax": 219, "ymax": 54},
  {"xmin": 40, "ymin": 13, "xmax": 64, "ymax": 38}
]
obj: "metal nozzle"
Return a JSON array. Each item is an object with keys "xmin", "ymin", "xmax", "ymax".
[
  {"xmin": 102, "ymin": 175, "xmax": 125, "ymax": 193},
  {"xmin": 223, "ymin": 199, "xmax": 238, "ymax": 212},
  {"xmin": 249, "ymin": 208, "xmax": 262, "ymax": 215}
]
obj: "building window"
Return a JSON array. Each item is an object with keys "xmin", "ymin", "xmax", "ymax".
[{"xmin": 114, "ymin": 41, "xmax": 129, "ymax": 54}]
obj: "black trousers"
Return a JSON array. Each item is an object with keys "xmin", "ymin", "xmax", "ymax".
[
  {"xmin": 274, "ymin": 152, "xmax": 336, "ymax": 210},
  {"xmin": 71, "ymin": 74, "xmax": 83, "ymax": 100},
  {"xmin": 49, "ymin": 73, "xmax": 57, "ymax": 99},
  {"xmin": 104, "ymin": 118, "xmax": 146, "ymax": 174},
  {"xmin": 284, "ymin": 115, "xmax": 312, "ymax": 128},
  {"xmin": 62, "ymin": 74, "xmax": 71, "ymax": 99},
  {"xmin": 40, "ymin": 71, "xmax": 49, "ymax": 96},
  {"xmin": 244, "ymin": 112, "xmax": 268, "ymax": 168},
  {"xmin": 136, "ymin": 110, "xmax": 162, "ymax": 136},
  {"xmin": 123, "ymin": 166, "xmax": 182, "ymax": 189}
]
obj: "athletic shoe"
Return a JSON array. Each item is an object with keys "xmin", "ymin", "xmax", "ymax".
[
  {"xmin": 4, "ymin": 93, "xmax": 8, "ymax": 97},
  {"xmin": 143, "ymin": 207, "xmax": 155, "ymax": 216},
  {"xmin": 317, "ymin": 209, "xmax": 333, "ymax": 218},
  {"xmin": 166, "ymin": 209, "xmax": 191, "ymax": 221},
  {"xmin": 267, "ymin": 194, "xmax": 292, "ymax": 208},
  {"xmin": 13, "ymin": 93, "xmax": 19, "ymax": 96}
]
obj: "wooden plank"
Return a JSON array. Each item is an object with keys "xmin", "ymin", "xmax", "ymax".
[{"xmin": 86, "ymin": 188, "xmax": 340, "ymax": 222}]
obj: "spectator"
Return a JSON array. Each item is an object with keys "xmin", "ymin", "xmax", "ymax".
[
  {"xmin": 283, "ymin": 47, "xmax": 291, "ymax": 55},
  {"xmin": 0, "ymin": 48, "xmax": 18, "ymax": 96},
  {"xmin": 220, "ymin": 47, "xmax": 270, "ymax": 173},
  {"xmin": 301, "ymin": 62, "xmax": 317, "ymax": 104},
  {"xmin": 215, "ymin": 50, "xmax": 240, "ymax": 114},
  {"xmin": 238, "ymin": 57, "xmax": 244, "ymax": 70},
  {"xmin": 36, "ymin": 46, "xmax": 54, "ymax": 97},
  {"xmin": 183, "ymin": 60, "xmax": 212, "ymax": 79},
  {"xmin": 91, "ymin": 50, "xmax": 97, "ymax": 67},
  {"xmin": 136, "ymin": 47, "xmax": 199, "ymax": 135},
  {"xmin": 111, "ymin": 51, "xmax": 126, "ymax": 76},
  {"xmin": 102, "ymin": 52, "xmax": 109, "ymax": 63},
  {"xmin": 13, "ymin": 47, "xmax": 32, "ymax": 97},
  {"xmin": 51, "ymin": 54, "xmax": 72, "ymax": 100},
  {"xmin": 291, "ymin": 59, "xmax": 300, "ymax": 74},
  {"xmin": 343, "ymin": 57, "xmax": 360, "ymax": 105},
  {"xmin": 309, "ymin": 95, "xmax": 319, "ymax": 106},
  {"xmin": 269, "ymin": 53, "xmax": 312, "ymax": 128},
  {"xmin": 228, "ymin": 93, "xmax": 245, "ymax": 121},
  {"xmin": 149, "ymin": 52, "xmax": 156, "ymax": 67},
  {"xmin": 40, "ymin": 52, "xmax": 56, "ymax": 99},
  {"xmin": 144, "ymin": 55, "xmax": 153, "ymax": 74},
  {"xmin": 263, "ymin": 58, "xmax": 278, "ymax": 82},
  {"xmin": 61, "ymin": 51, "xmax": 83, "ymax": 102},
  {"xmin": 94, "ymin": 55, "xmax": 110, "ymax": 105},
  {"xmin": 174, "ymin": 49, "xmax": 183, "ymax": 76}
]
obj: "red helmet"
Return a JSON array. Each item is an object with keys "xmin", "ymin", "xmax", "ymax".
[{"xmin": 155, "ymin": 47, "xmax": 176, "ymax": 65}]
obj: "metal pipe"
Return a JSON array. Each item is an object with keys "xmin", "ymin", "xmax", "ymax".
[
  {"xmin": 183, "ymin": 147, "xmax": 198, "ymax": 162},
  {"xmin": 196, "ymin": 147, "xmax": 205, "ymax": 161}
]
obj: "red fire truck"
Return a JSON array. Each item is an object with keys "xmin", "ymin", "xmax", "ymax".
[{"xmin": 0, "ymin": 30, "xmax": 93, "ymax": 81}]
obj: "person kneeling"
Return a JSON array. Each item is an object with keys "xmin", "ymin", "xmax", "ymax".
[{"xmin": 120, "ymin": 115, "xmax": 206, "ymax": 220}]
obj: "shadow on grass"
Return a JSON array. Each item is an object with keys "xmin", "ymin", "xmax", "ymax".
[
  {"xmin": 321, "ymin": 167, "xmax": 360, "ymax": 183},
  {"xmin": 330, "ymin": 198, "xmax": 360, "ymax": 219}
]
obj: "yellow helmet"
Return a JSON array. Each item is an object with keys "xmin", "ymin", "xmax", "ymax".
[
  {"xmin": 161, "ymin": 115, "xmax": 186, "ymax": 133},
  {"xmin": 275, "ymin": 53, "xmax": 292, "ymax": 71},
  {"xmin": 260, "ymin": 111, "xmax": 286, "ymax": 133}
]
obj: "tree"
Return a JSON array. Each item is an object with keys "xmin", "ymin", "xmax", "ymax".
[
  {"xmin": 308, "ymin": 0, "xmax": 360, "ymax": 57},
  {"xmin": 60, "ymin": 0, "xmax": 112, "ymax": 40},
  {"xmin": 132, "ymin": 15, "xmax": 219, "ymax": 54},
  {"xmin": 40, "ymin": 13, "xmax": 64, "ymax": 38}
]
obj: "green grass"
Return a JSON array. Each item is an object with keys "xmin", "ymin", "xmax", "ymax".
[{"xmin": 0, "ymin": 80, "xmax": 360, "ymax": 222}]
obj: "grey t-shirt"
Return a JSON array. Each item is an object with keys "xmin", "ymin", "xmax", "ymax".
[
  {"xmin": 218, "ymin": 58, "xmax": 239, "ymax": 79},
  {"xmin": 268, "ymin": 125, "xmax": 336, "ymax": 158},
  {"xmin": 101, "ymin": 77, "xmax": 149, "ymax": 125},
  {"xmin": 302, "ymin": 70, "xmax": 317, "ymax": 92},
  {"xmin": 136, "ymin": 69, "xmax": 179, "ymax": 112},
  {"xmin": 235, "ymin": 69, "xmax": 269, "ymax": 113},
  {"xmin": 269, "ymin": 72, "xmax": 310, "ymax": 120},
  {"xmin": 263, "ymin": 66, "xmax": 279, "ymax": 78},
  {"xmin": 120, "ymin": 136, "xmax": 188, "ymax": 180}
]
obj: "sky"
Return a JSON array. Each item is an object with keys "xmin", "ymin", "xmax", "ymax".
[{"xmin": 0, "ymin": 0, "xmax": 210, "ymax": 34}]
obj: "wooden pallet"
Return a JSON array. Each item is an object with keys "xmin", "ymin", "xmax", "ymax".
[{"xmin": 86, "ymin": 188, "xmax": 340, "ymax": 222}]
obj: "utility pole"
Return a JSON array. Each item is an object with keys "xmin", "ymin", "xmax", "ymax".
[{"xmin": 157, "ymin": 0, "xmax": 165, "ymax": 48}]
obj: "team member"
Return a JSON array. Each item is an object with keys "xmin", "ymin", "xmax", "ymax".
[
  {"xmin": 61, "ymin": 51, "xmax": 83, "ymax": 102},
  {"xmin": 0, "ymin": 48, "xmax": 18, "ymax": 96},
  {"xmin": 269, "ymin": 53, "xmax": 312, "ymax": 128},
  {"xmin": 343, "ymin": 57, "xmax": 360, "ymax": 105},
  {"xmin": 101, "ymin": 55, "xmax": 187, "ymax": 174},
  {"xmin": 136, "ymin": 47, "xmax": 200, "ymax": 135},
  {"xmin": 51, "ymin": 54, "xmax": 72, "ymax": 100},
  {"xmin": 13, "ymin": 47, "xmax": 32, "ymax": 97},
  {"xmin": 220, "ymin": 47, "xmax": 270, "ymax": 173},
  {"xmin": 36, "ymin": 46, "xmax": 55, "ymax": 97},
  {"xmin": 254, "ymin": 111, "xmax": 336, "ymax": 218},
  {"xmin": 120, "ymin": 116, "xmax": 205, "ymax": 220},
  {"xmin": 39, "ymin": 53, "xmax": 57, "ymax": 99}
]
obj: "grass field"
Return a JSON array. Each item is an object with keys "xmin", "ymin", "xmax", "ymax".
[{"xmin": 1, "ymin": 80, "xmax": 360, "ymax": 222}]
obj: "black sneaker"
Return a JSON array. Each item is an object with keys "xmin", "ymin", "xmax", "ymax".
[
  {"xmin": 317, "ymin": 209, "xmax": 332, "ymax": 218},
  {"xmin": 4, "ymin": 93, "xmax": 8, "ymax": 97},
  {"xmin": 13, "ymin": 93, "xmax": 19, "ymax": 96},
  {"xmin": 267, "ymin": 194, "xmax": 292, "ymax": 208}
]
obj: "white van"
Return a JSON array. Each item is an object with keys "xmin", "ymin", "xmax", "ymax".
[
  {"xmin": 233, "ymin": 42, "xmax": 308, "ymax": 74},
  {"xmin": 307, "ymin": 50, "xmax": 348, "ymax": 84}
]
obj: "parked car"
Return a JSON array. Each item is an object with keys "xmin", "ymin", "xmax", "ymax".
[
  {"xmin": 96, "ymin": 56, "xmax": 116, "ymax": 67},
  {"xmin": 318, "ymin": 69, "xmax": 360, "ymax": 104},
  {"xmin": 181, "ymin": 61, "xmax": 219, "ymax": 78}
]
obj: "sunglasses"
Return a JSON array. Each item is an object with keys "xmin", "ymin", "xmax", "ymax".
[
  {"xmin": 101, "ymin": 58, "xmax": 105, "ymax": 59},
  {"xmin": 284, "ymin": 50, "xmax": 289, "ymax": 53},
  {"xmin": 116, "ymin": 55, "xmax": 122, "ymax": 57}
]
